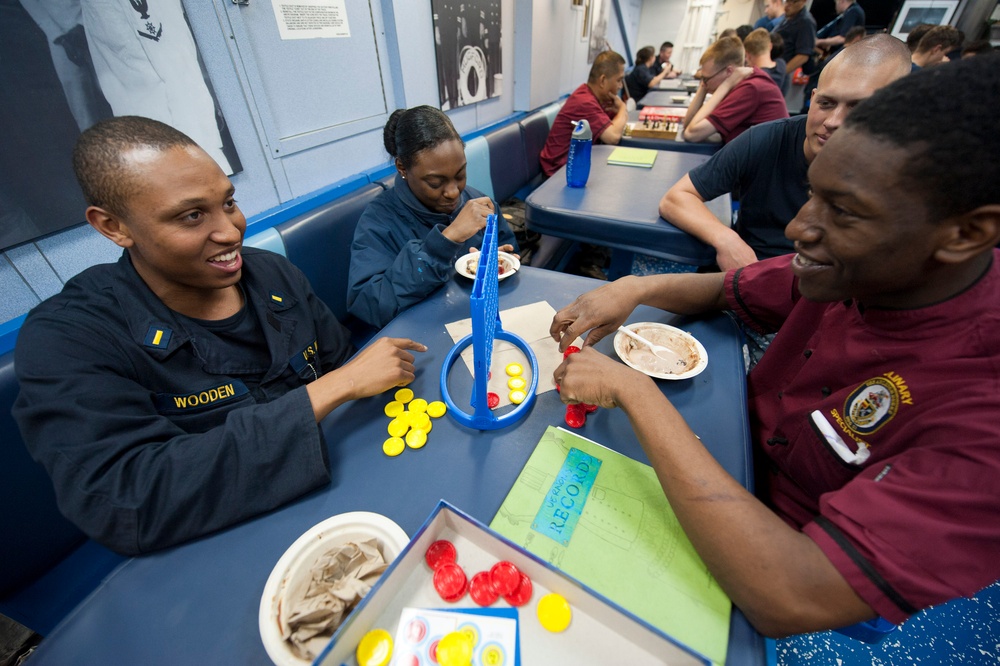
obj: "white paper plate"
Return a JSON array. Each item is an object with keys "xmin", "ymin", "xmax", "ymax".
[
  {"xmin": 454, "ymin": 251, "xmax": 520, "ymax": 281},
  {"xmin": 614, "ymin": 322, "xmax": 708, "ymax": 380},
  {"xmin": 259, "ymin": 512, "xmax": 409, "ymax": 666}
]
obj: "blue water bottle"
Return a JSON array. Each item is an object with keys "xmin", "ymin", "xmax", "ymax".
[{"xmin": 565, "ymin": 119, "xmax": 592, "ymax": 188}]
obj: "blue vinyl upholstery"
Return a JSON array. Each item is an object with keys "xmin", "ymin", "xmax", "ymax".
[
  {"xmin": 520, "ymin": 111, "xmax": 551, "ymax": 183},
  {"xmin": 0, "ymin": 350, "xmax": 123, "ymax": 633},
  {"xmin": 484, "ymin": 123, "xmax": 529, "ymax": 203},
  {"xmin": 275, "ymin": 184, "xmax": 384, "ymax": 343}
]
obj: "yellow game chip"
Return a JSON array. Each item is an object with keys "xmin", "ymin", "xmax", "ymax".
[
  {"xmin": 436, "ymin": 631, "xmax": 473, "ymax": 666},
  {"xmin": 507, "ymin": 377, "xmax": 526, "ymax": 391},
  {"xmin": 394, "ymin": 388, "xmax": 414, "ymax": 403},
  {"xmin": 505, "ymin": 363, "xmax": 523, "ymax": 377},
  {"xmin": 427, "ymin": 401, "xmax": 447, "ymax": 418},
  {"xmin": 408, "ymin": 398, "xmax": 428, "ymax": 414},
  {"xmin": 384, "ymin": 401, "xmax": 404, "ymax": 417},
  {"xmin": 509, "ymin": 390, "xmax": 527, "ymax": 404},
  {"xmin": 412, "ymin": 413, "xmax": 432, "ymax": 432},
  {"xmin": 356, "ymin": 628, "xmax": 393, "ymax": 666},
  {"xmin": 536, "ymin": 593, "xmax": 572, "ymax": 633},
  {"xmin": 387, "ymin": 419, "xmax": 409, "ymax": 438},
  {"xmin": 382, "ymin": 437, "xmax": 405, "ymax": 457},
  {"xmin": 405, "ymin": 429, "xmax": 427, "ymax": 449}
]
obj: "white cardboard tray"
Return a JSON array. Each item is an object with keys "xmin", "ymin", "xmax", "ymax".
[{"xmin": 313, "ymin": 501, "xmax": 709, "ymax": 666}]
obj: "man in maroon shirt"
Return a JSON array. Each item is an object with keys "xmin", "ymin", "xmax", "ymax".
[
  {"xmin": 540, "ymin": 50, "xmax": 628, "ymax": 177},
  {"xmin": 549, "ymin": 57, "xmax": 1000, "ymax": 636},
  {"xmin": 682, "ymin": 36, "xmax": 789, "ymax": 144}
]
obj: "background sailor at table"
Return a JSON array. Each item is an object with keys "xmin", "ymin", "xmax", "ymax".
[{"xmin": 347, "ymin": 106, "xmax": 518, "ymax": 329}]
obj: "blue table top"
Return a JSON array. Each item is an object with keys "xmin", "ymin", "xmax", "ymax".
[
  {"xmin": 525, "ymin": 145, "xmax": 728, "ymax": 265},
  {"xmin": 27, "ymin": 268, "xmax": 762, "ymax": 665}
]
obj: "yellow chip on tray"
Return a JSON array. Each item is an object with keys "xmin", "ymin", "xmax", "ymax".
[
  {"xmin": 382, "ymin": 437, "xmax": 405, "ymax": 457},
  {"xmin": 537, "ymin": 593, "xmax": 572, "ymax": 633},
  {"xmin": 384, "ymin": 401, "xmax": 404, "ymax": 418},
  {"xmin": 427, "ymin": 401, "xmax": 447, "ymax": 418},
  {"xmin": 356, "ymin": 628, "xmax": 393, "ymax": 666},
  {"xmin": 394, "ymin": 388, "xmax": 414, "ymax": 404},
  {"xmin": 505, "ymin": 363, "xmax": 523, "ymax": 377},
  {"xmin": 509, "ymin": 389, "xmax": 527, "ymax": 405},
  {"xmin": 405, "ymin": 429, "xmax": 427, "ymax": 449},
  {"xmin": 408, "ymin": 398, "xmax": 428, "ymax": 414},
  {"xmin": 436, "ymin": 631, "xmax": 473, "ymax": 666},
  {"xmin": 507, "ymin": 377, "xmax": 526, "ymax": 391}
]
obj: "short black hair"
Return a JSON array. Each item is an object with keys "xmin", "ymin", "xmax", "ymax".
[
  {"xmin": 383, "ymin": 106, "xmax": 461, "ymax": 170},
  {"xmin": 844, "ymin": 54, "xmax": 1000, "ymax": 221},
  {"xmin": 735, "ymin": 24, "xmax": 754, "ymax": 42},
  {"xmin": 73, "ymin": 116, "xmax": 197, "ymax": 218},
  {"xmin": 659, "ymin": 41, "xmax": 674, "ymax": 51}
]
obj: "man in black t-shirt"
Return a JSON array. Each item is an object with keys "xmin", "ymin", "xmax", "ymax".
[{"xmin": 658, "ymin": 36, "xmax": 910, "ymax": 270}]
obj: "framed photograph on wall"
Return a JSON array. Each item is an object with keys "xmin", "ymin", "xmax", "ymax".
[
  {"xmin": 580, "ymin": 0, "xmax": 591, "ymax": 42},
  {"xmin": 890, "ymin": 0, "xmax": 959, "ymax": 41},
  {"xmin": 588, "ymin": 0, "xmax": 610, "ymax": 63},
  {"xmin": 431, "ymin": 0, "xmax": 503, "ymax": 111}
]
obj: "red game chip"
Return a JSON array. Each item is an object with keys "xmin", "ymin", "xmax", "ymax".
[
  {"xmin": 487, "ymin": 392, "xmax": 500, "ymax": 409},
  {"xmin": 489, "ymin": 561, "xmax": 521, "ymax": 596},
  {"xmin": 503, "ymin": 572, "xmax": 533, "ymax": 607},
  {"xmin": 583, "ymin": 403, "xmax": 598, "ymax": 413},
  {"xmin": 565, "ymin": 403, "xmax": 587, "ymax": 428},
  {"xmin": 563, "ymin": 345, "xmax": 581, "ymax": 358},
  {"xmin": 469, "ymin": 571, "xmax": 500, "ymax": 607},
  {"xmin": 433, "ymin": 562, "xmax": 468, "ymax": 602},
  {"xmin": 425, "ymin": 540, "xmax": 457, "ymax": 571}
]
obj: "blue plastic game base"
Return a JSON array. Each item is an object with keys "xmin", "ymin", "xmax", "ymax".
[{"xmin": 440, "ymin": 330, "xmax": 539, "ymax": 430}]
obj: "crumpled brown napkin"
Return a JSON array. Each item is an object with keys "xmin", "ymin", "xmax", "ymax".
[{"xmin": 280, "ymin": 538, "xmax": 388, "ymax": 660}]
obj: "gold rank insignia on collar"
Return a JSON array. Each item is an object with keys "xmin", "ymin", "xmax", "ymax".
[{"xmin": 143, "ymin": 325, "xmax": 172, "ymax": 349}]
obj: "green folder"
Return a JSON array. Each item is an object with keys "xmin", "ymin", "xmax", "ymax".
[
  {"xmin": 490, "ymin": 426, "xmax": 732, "ymax": 665},
  {"xmin": 606, "ymin": 146, "xmax": 658, "ymax": 168}
]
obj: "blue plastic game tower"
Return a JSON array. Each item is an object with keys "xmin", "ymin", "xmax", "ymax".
[{"xmin": 439, "ymin": 215, "xmax": 539, "ymax": 429}]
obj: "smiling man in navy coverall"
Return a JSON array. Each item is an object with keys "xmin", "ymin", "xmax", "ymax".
[{"xmin": 13, "ymin": 116, "xmax": 426, "ymax": 556}]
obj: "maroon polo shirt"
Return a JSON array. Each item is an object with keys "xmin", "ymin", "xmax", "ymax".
[
  {"xmin": 707, "ymin": 67, "xmax": 789, "ymax": 143},
  {"xmin": 725, "ymin": 252, "xmax": 1000, "ymax": 623}
]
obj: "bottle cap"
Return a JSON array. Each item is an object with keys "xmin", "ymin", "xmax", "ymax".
[{"xmin": 572, "ymin": 119, "xmax": 593, "ymax": 141}]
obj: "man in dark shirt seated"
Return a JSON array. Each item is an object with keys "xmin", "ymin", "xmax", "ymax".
[
  {"xmin": 660, "ymin": 35, "xmax": 910, "ymax": 270},
  {"xmin": 13, "ymin": 116, "xmax": 427, "ymax": 555},
  {"xmin": 551, "ymin": 54, "xmax": 1000, "ymax": 637},
  {"xmin": 625, "ymin": 46, "xmax": 670, "ymax": 102},
  {"xmin": 650, "ymin": 41, "xmax": 681, "ymax": 78}
]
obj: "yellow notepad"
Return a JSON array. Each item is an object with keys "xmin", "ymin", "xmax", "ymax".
[{"xmin": 607, "ymin": 146, "xmax": 658, "ymax": 168}]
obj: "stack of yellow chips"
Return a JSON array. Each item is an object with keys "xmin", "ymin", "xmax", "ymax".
[
  {"xmin": 505, "ymin": 363, "xmax": 528, "ymax": 405},
  {"xmin": 382, "ymin": 388, "xmax": 448, "ymax": 457}
]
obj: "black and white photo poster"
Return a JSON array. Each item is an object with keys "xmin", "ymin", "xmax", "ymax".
[
  {"xmin": 0, "ymin": 0, "xmax": 240, "ymax": 251},
  {"xmin": 431, "ymin": 0, "xmax": 502, "ymax": 110}
]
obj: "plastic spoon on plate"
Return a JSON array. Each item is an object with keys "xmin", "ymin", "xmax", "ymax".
[{"xmin": 617, "ymin": 325, "xmax": 684, "ymax": 367}]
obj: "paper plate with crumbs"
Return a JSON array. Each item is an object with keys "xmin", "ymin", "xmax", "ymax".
[
  {"xmin": 259, "ymin": 512, "xmax": 409, "ymax": 666},
  {"xmin": 614, "ymin": 322, "xmax": 708, "ymax": 380},
  {"xmin": 455, "ymin": 250, "xmax": 520, "ymax": 281}
]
